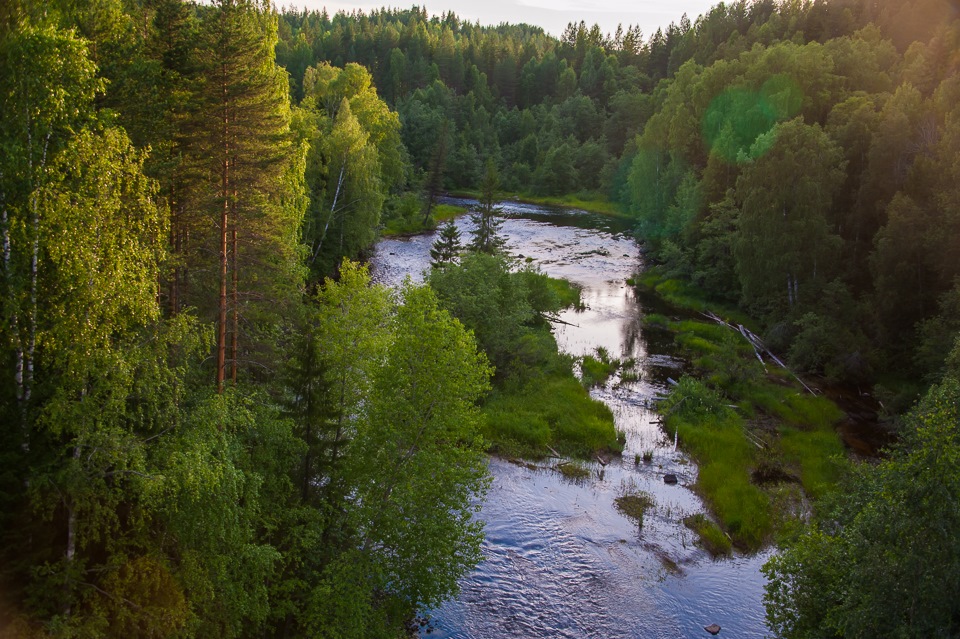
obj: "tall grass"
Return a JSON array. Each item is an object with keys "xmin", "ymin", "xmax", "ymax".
[
  {"xmin": 580, "ymin": 347, "xmax": 619, "ymax": 387},
  {"xmin": 381, "ymin": 203, "xmax": 466, "ymax": 236},
  {"xmin": 671, "ymin": 411, "xmax": 773, "ymax": 548},
  {"xmin": 779, "ymin": 427, "xmax": 846, "ymax": 499},
  {"xmin": 683, "ymin": 513, "xmax": 732, "ymax": 556},
  {"xmin": 483, "ymin": 374, "xmax": 620, "ymax": 457},
  {"xmin": 659, "ymin": 314, "xmax": 848, "ymax": 549}
]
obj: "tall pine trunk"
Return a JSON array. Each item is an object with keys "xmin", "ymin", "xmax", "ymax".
[{"xmin": 217, "ymin": 108, "xmax": 229, "ymax": 393}]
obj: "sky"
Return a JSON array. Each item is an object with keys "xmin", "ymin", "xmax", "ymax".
[{"xmin": 278, "ymin": 0, "xmax": 722, "ymax": 39}]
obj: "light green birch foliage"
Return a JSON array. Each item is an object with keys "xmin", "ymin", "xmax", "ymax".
[{"xmin": 351, "ymin": 282, "xmax": 491, "ymax": 608}]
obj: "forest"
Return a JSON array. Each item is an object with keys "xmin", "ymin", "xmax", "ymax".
[{"xmin": 1, "ymin": 0, "xmax": 958, "ymax": 637}]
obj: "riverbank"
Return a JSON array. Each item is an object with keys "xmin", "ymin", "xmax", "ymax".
[
  {"xmin": 637, "ymin": 268, "xmax": 848, "ymax": 550},
  {"xmin": 380, "ymin": 202, "xmax": 467, "ymax": 236},
  {"xmin": 370, "ymin": 202, "xmax": 773, "ymax": 638},
  {"xmin": 447, "ymin": 189, "xmax": 626, "ymax": 218},
  {"xmin": 428, "ymin": 252, "xmax": 623, "ymax": 459}
]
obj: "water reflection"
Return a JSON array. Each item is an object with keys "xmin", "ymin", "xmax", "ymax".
[{"xmin": 369, "ymin": 199, "xmax": 770, "ymax": 639}]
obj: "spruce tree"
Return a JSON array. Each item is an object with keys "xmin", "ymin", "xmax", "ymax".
[
  {"xmin": 431, "ymin": 219, "xmax": 463, "ymax": 267},
  {"xmin": 469, "ymin": 160, "xmax": 506, "ymax": 254}
]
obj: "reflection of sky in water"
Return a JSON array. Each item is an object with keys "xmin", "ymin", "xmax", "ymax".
[{"xmin": 370, "ymin": 200, "xmax": 770, "ymax": 639}]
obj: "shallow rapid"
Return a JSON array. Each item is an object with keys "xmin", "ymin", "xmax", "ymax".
[{"xmin": 370, "ymin": 200, "xmax": 771, "ymax": 639}]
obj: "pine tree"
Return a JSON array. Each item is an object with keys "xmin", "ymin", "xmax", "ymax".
[
  {"xmin": 431, "ymin": 219, "xmax": 463, "ymax": 267},
  {"xmin": 196, "ymin": 0, "xmax": 302, "ymax": 391}
]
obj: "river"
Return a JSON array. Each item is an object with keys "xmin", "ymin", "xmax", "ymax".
[{"xmin": 370, "ymin": 199, "xmax": 772, "ymax": 639}]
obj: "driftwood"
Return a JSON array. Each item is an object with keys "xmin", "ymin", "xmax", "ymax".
[
  {"xmin": 699, "ymin": 311, "xmax": 817, "ymax": 395},
  {"xmin": 541, "ymin": 313, "xmax": 579, "ymax": 328}
]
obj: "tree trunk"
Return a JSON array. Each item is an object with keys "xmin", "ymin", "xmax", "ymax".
[
  {"xmin": 169, "ymin": 188, "xmax": 180, "ymax": 316},
  {"xmin": 310, "ymin": 163, "xmax": 345, "ymax": 266},
  {"xmin": 230, "ymin": 194, "xmax": 238, "ymax": 384},
  {"xmin": 217, "ymin": 128, "xmax": 229, "ymax": 393}
]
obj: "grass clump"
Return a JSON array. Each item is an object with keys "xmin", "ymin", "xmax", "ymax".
[
  {"xmin": 483, "ymin": 374, "xmax": 620, "ymax": 457},
  {"xmin": 643, "ymin": 313, "xmax": 674, "ymax": 329},
  {"xmin": 516, "ymin": 193, "xmax": 624, "ymax": 217},
  {"xmin": 779, "ymin": 427, "xmax": 846, "ymax": 499},
  {"xmin": 667, "ymin": 405, "xmax": 773, "ymax": 548},
  {"xmin": 615, "ymin": 491, "xmax": 655, "ymax": 527},
  {"xmin": 580, "ymin": 346, "xmax": 619, "ymax": 388},
  {"xmin": 634, "ymin": 268, "xmax": 753, "ymax": 327},
  {"xmin": 683, "ymin": 513, "xmax": 732, "ymax": 556},
  {"xmin": 556, "ymin": 461, "xmax": 590, "ymax": 480}
]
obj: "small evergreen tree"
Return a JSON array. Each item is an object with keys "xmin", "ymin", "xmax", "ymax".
[
  {"xmin": 431, "ymin": 219, "xmax": 463, "ymax": 268},
  {"xmin": 469, "ymin": 160, "xmax": 506, "ymax": 254}
]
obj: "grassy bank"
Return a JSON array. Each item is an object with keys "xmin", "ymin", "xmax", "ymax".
[
  {"xmin": 641, "ymin": 271, "xmax": 847, "ymax": 550},
  {"xmin": 511, "ymin": 193, "xmax": 624, "ymax": 217},
  {"xmin": 483, "ymin": 368, "xmax": 622, "ymax": 458},
  {"xmin": 635, "ymin": 269, "xmax": 754, "ymax": 328},
  {"xmin": 430, "ymin": 253, "xmax": 622, "ymax": 459},
  {"xmin": 381, "ymin": 202, "xmax": 467, "ymax": 236},
  {"xmin": 447, "ymin": 189, "xmax": 626, "ymax": 217},
  {"xmin": 481, "ymin": 277, "xmax": 622, "ymax": 458}
]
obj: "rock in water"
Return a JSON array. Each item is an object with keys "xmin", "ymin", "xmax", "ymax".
[
  {"xmin": 704, "ymin": 624, "xmax": 721, "ymax": 635},
  {"xmin": 663, "ymin": 473, "xmax": 678, "ymax": 485}
]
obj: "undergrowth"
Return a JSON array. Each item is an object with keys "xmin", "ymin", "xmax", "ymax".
[
  {"xmin": 381, "ymin": 200, "xmax": 466, "ymax": 236},
  {"xmin": 650, "ymin": 278, "xmax": 849, "ymax": 550}
]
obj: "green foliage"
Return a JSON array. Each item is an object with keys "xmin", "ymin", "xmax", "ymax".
[
  {"xmin": 483, "ymin": 374, "xmax": 619, "ymax": 457},
  {"xmin": 764, "ymin": 377, "xmax": 960, "ymax": 638},
  {"xmin": 301, "ymin": 62, "xmax": 404, "ymax": 278},
  {"xmin": 580, "ymin": 347, "xmax": 619, "ymax": 388},
  {"xmin": 779, "ymin": 427, "xmax": 846, "ymax": 499},
  {"xmin": 429, "ymin": 253, "xmax": 617, "ymax": 456},
  {"xmin": 735, "ymin": 120, "xmax": 846, "ymax": 318},
  {"xmin": 7, "ymin": 0, "xmax": 960, "ymax": 635},
  {"xmin": 658, "ymin": 312, "xmax": 847, "ymax": 549},
  {"xmin": 428, "ymin": 252, "xmax": 534, "ymax": 374},
  {"xmin": 556, "ymin": 461, "xmax": 590, "ymax": 480},
  {"xmin": 273, "ymin": 262, "xmax": 494, "ymax": 636},
  {"xmin": 670, "ymin": 411, "xmax": 773, "ymax": 548},
  {"xmin": 430, "ymin": 219, "xmax": 463, "ymax": 267},
  {"xmin": 468, "ymin": 160, "xmax": 506, "ymax": 254}
]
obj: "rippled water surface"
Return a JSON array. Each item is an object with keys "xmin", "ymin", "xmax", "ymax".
[{"xmin": 370, "ymin": 200, "xmax": 771, "ymax": 639}]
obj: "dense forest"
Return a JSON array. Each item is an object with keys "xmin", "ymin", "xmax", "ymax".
[
  {"xmin": 1, "ymin": 0, "xmax": 958, "ymax": 637},
  {"xmin": 275, "ymin": 0, "xmax": 960, "ymax": 401}
]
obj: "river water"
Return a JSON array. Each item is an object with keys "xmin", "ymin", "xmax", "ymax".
[{"xmin": 370, "ymin": 200, "xmax": 772, "ymax": 639}]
